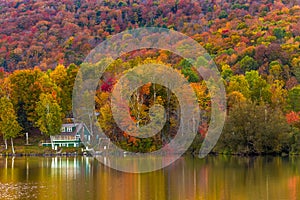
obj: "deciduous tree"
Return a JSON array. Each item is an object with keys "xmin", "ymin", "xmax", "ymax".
[
  {"xmin": 35, "ymin": 93, "xmax": 62, "ymax": 137},
  {"xmin": 0, "ymin": 97, "xmax": 22, "ymax": 153}
]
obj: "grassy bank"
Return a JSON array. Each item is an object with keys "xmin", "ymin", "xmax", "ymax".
[
  {"xmin": 0, "ymin": 145, "xmax": 83, "ymax": 156},
  {"xmin": 0, "ymin": 129, "xmax": 82, "ymax": 156}
]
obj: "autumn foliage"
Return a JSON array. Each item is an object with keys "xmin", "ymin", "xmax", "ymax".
[
  {"xmin": 286, "ymin": 111, "xmax": 300, "ymax": 125},
  {"xmin": 0, "ymin": 0, "xmax": 300, "ymax": 154}
]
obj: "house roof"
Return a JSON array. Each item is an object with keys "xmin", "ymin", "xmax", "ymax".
[
  {"xmin": 61, "ymin": 123, "xmax": 79, "ymax": 127},
  {"xmin": 60, "ymin": 123, "xmax": 84, "ymax": 136},
  {"xmin": 50, "ymin": 122, "xmax": 91, "ymax": 142}
]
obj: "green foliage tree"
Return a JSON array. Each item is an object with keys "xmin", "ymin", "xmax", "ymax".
[
  {"xmin": 181, "ymin": 67, "xmax": 200, "ymax": 82},
  {"xmin": 179, "ymin": 59, "xmax": 200, "ymax": 83},
  {"xmin": 216, "ymin": 101, "xmax": 290, "ymax": 154},
  {"xmin": 269, "ymin": 61, "xmax": 283, "ymax": 80},
  {"xmin": 221, "ymin": 64, "xmax": 233, "ymax": 82},
  {"xmin": 218, "ymin": 10, "xmax": 228, "ymax": 19},
  {"xmin": 0, "ymin": 97, "xmax": 22, "ymax": 153},
  {"xmin": 245, "ymin": 70, "xmax": 271, "ymax": 102},
  {"xmin": 291, "ymin": 57, "xmax": 300, "ymax": 81},
  {"xmin": 227, "ymin": 75, "xmax": 251, "ymax": 99},
  {"xmin": 239, "ymin": 56, "xmax": 259, "ymax": 72},
  {"xmin": 50, "ymin": 64, "xmax": 70, "ymax": 116},
  {"xmin": 50, "ymin": 63, "xmax": 79, "ymax": 117},
  {"xmin": 287, "ymin": 86, "xmax": 300, "ymax": 112},
  {"xmin": 35, "ymin": 93, "xmax": 62, "ymax": 137},
  {"xmin": 273, "ymin": 28, "xmax": 286, "ymax": 40}
]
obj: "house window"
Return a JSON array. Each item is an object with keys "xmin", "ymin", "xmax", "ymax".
[
  {"xmin": 67, "ymin": 127, "xmax": 72, "ymax": 132},
  {"xmin": 61, "ymin": 127, "xmax": 65, "ymax": 132}
]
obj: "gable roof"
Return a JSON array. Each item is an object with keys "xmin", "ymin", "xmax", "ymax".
[{"xmin": 60, "ymin": 123, "xmax": 85, "ymax": 136}]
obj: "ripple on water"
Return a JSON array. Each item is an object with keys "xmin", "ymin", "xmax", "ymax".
[{"xmin": 0, "ymin": 182, "xmax": 47, "ymax": 200}]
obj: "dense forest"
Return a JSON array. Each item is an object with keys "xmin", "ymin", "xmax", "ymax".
[{"xmin": 0, "ymin": 0, "xmax": 300, "ymax": 155}]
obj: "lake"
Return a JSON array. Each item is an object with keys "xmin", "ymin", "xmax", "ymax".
[{"xmin": 0, "ymin": 156, "xmax": 299, "ymax": 200}]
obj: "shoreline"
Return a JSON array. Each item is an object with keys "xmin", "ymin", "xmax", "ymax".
[
  {"xmin": 1, "ymin": 150, "xmax": 300, "ymax": 157},
  {"xmin": 1, "ymin": 144, "xmax": 300, "ymax": 157},
  {"xmin": 0, "ymin": 152, "xmax": 86, "ymax": 157}
]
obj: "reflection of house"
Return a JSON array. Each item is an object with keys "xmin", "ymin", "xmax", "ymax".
[{"xmin": 42, "ymin": 123, "xmax": 91, "ymax": 149}]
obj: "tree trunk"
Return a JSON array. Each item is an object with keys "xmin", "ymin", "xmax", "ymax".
[
  {"xmin": 11, "ymin": 138, "xmax": 15, "ymax": 154},
  {"xmin": 26, "ymin": 132, "xmax": 29, "ymax": 145},
  {"xmin": 153, "ymin": 84, "xmax": 156, "ymax": 102},
  {"xmin": 136, "ymin": 89, "xmax": 140, "ymax": 128},
  {"xmin": 4, "ymin": 138, "xmax": 7, "ymax": 150}
]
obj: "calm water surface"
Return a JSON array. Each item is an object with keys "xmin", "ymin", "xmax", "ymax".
[{"xmin": 0, "ymin": 156, "xmax": 299, "ymax": 200}]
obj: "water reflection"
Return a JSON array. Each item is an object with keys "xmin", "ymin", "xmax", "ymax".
[
  {"xmin": 0, "ymin": 156, "xmax": 299, "ymax": 200},
  {"xmin": 94, "ymin": 154, "xmax": 180, "ymax": 173}
]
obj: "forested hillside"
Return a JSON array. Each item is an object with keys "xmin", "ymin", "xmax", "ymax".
[
  {"xmin": 0, "ymin": 0, "xmax": 299, "ymax": 71},
  {"xmin": 0, "ymin": 0, "xmax": 300, "ymax": 155}
]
